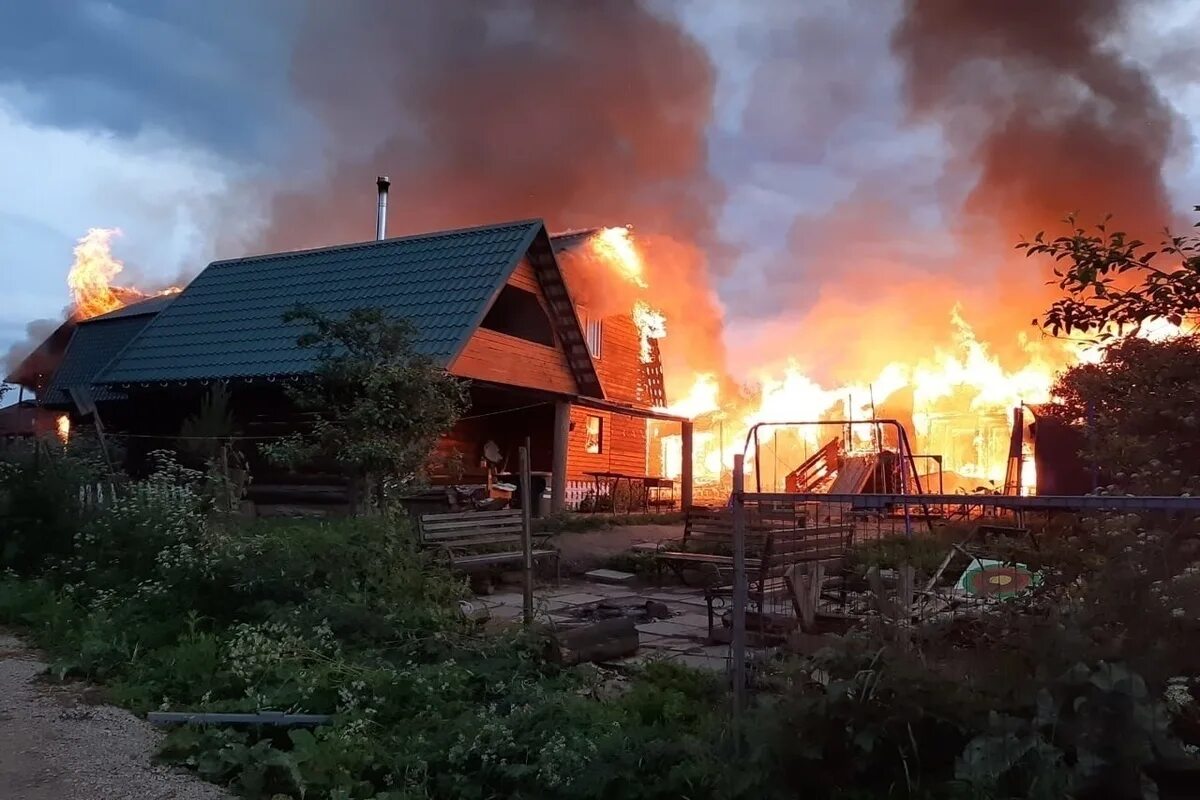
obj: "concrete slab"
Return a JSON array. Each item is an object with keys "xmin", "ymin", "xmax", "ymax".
[
  {"xmin": 584, "ymin": 585, "xmax": 640, "ymax": 599},
  {"xmin": 645, "ymin": 639, "xmax": 698, "ymax": 653},
  {"xmin": 636, "ymin": 620, "xmax": 704, "ymax": 638},
  {"xmin": 643, "ymin": 592, "xmax": 709, "ymax": 608},
  {"xmin": 671, "ymin": 613, "xmax": 712, "ymax": 629},
  {"xmin": 543, "ymin": 592, "xmax": 609, "ymax": 606},
  {"xmin": 695, "ymin": 645, "xmax": 731, "ymax": 659},
  {"xmin": 673, "ymin": 654, "xmax": 729, "ymax": 672},
  {"xmin": 584, "ymin": 568, "xmax": 636, "ymax": 585},
  {"xmin": 488, "ymin": 605, "xmax": 523, "ymax": 621}
]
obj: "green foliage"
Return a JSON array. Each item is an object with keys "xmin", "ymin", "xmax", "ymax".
[
  {"xmin": 534, "ymin": 510, "xmax": 684, "ymax": 534},
  {"xmin": 1023, "ymin": 207, "xmax": 1200, "ymax": 338},
  {"xmin": 956, "ymin": 662, "xmax": 1187, "ymax": 800},
  {"xmin": 1043, "ymin": 334, "xmax": 1200, "ymax": 495},
  {"xmin": 847, "ymin": 533, "xmax": 952, "ymax": 581},
  {"xmin": 0, "ymin": 438, "xmax": 109, "ymax": 572},
  {"xmin": 750, "ymin": 642, "xmax": 991, "ymax": 798},
  {"xmin": 5, "ymin": 438, "xmax": 1199, "ymax": 798},
  {"xmin": 262, "ymin": 306, "xmax": 468, "ymax": 513},
  {"xmin": 178, "ymin": 383, "xmax": 235, "ymax": 462}
]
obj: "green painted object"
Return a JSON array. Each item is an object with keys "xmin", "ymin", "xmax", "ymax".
[
  {"xmin": 958, "ymin": 557, "xmax": 1043, "ymax": 600},
  {"xmin": 97, "ymin": 219, "xmax": 548, "ymax": 385}
]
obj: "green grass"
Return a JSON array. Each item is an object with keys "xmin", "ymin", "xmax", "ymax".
[{"xmin": 533, "ymin": 510, "xmax": 684, "ymax": 534}]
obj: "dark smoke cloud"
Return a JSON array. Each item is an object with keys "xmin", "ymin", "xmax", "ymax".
[
  {"xmin": 892, "ymin": 0, "xmax": 1182, "ymax": 241},
  {"xmin": 258, "ymin": 0, "xmax": 729, "ymax": 381},
  {"xmin": 720, "ymin": 0, "xmax": 1190, "ymax": 385},
  {"xmin": 3, "ymin": 318, "xmax": 59, "ymax": 380}
]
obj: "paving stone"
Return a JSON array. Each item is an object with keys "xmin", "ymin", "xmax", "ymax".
[
  {"xmin": 488, "ymin": 605, "xmax": 523, "ymax": 621},
  {"xmin": 674, "ymin": 654, "xmax": 729, "ymax": 672},
  {"xmin": 584, "ymin": 568, "xmax": 636, "ymax": 585},
  {"xmin": 696, "ymin": 645, "xmax": 731, "ymax": 659},
  {"xmin": 671, "ymin": 613, "xmax": 712, "ymax": 629},
  {"xmin": 636, "ymin": 620, "xmax": 703, "ymax": 638},
  {"xmin": 643, "ymin": 639, "xmax": 696, "ymax": 653},
  {"xmin": 585, "ymin": 585, "xmax": 640, "ymax": 599},
  {"xmin": 546, "ymin": 592, "xmax": 609, "ymax": 606},
  {"xmin": 487, "ymin": 592, "xmax": 526, "ymax": 607}
]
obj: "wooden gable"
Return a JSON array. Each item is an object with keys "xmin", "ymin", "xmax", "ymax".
[{"xmin": 449, "ymin": 259, "xmax": 579, "ymax": 395}]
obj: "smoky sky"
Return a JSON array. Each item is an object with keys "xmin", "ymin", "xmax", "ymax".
[
  {"xmin": 894, "ymin": 0, "xmax": 1181, "ymax": 241},
  {"xmin": 2, "ymin": 0, "xmax": 1198, "ymax": 392},
  {"xmin": 260, "ymin": 1, "xmax": 724, "ymax": 252},
  {"xmin": 0, "ymin": 0, "xmax": 301, "ymax": 161}
]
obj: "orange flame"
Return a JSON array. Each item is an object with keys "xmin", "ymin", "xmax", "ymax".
[
  {"xmin": 55, "ymin": 414, "xmax": 70, "ymax": 443},
  {"xmin": 575, "ymin": 226, "xmax": 1189, "ymax": 496},
  {"xmin": 589, "ymin": 227, "xmax": 648, "ymax": 288},
  {"xmin": 632, "ymin": 300, "xmax": 666, "ymax": 363},
  {"xmin": 66, "ymin": 228, "xmax": 180, "ymax": 320}
]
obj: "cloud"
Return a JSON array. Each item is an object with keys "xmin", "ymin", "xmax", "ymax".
[
  {"xmin": 0, "ymin": 88, "xmax": 263, "ymax": 370},
  {"xmin": 0, "ymin": 0, "xmax": 305, "ymax": 160}
]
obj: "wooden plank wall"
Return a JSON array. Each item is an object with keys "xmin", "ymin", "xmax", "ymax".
[
  {"xmin": 508, "ymin": 258, "xmax": 541, "ymax": 292},
  {"xmin": 593, "ymin": 314, "xmax": 644, "ymax": 404},
  {"xmin": 452, "ymin": 328, "xmax": 577, "ymax": 394},
  {"xmin": 567, "ymin": 405, "xmax": 647, "ymax": 481},
  {"xmin": 450, "ymin": 257, "xmax": 653, "ymax": 483}
]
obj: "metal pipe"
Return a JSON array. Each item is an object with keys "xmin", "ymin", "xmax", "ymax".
[
  {"xmin": 731, "ymin": 453, "xmax": 747, "ymax": 737},
  {"xmin": 753, "ymin": 425, "xmax": 762, "ymax": 492},
  {"xmin": 375, "ymin": 176, "xmax": 390, "ymax": 240},
  {"xmin": 740, "ymin": 419, "xmax": 934, "ymax": 532},
  {"xmin": 740, "ymin": 491, "xmax": 1200, "ymax": 512},
  {"xmin": 520, "ymin": 442, "xmax": 534, "ymax": 626}
]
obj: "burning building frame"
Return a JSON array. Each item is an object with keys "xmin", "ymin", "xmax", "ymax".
[
  {"xmin": 7, "ymin": 189, "xmax": 695, "ymax": 512},
  {"xmin": 7, "ymin": 174, "xmax": 1122, "ymax": 510}
]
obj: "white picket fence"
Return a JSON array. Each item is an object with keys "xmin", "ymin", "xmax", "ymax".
[{"xmin": 76, "ymin": 482, "xmax": 192, "ymax": 511}]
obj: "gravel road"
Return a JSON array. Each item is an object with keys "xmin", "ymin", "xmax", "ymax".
[{"xmin": 0, "ymin": 632, "xmax": 229, "ymax": 800}]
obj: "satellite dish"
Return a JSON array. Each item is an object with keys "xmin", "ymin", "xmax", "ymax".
[{"xmin": 483, "ymin": 441, "xmax": 502, "ymax": 465}]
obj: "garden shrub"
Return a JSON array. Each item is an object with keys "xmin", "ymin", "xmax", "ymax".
[{"xmin": 0, "ymin": 438, "xmax": 108, "ymax": 573}]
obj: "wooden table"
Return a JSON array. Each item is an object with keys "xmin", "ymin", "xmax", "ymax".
[{"xmin": 583, "ymin": 472, "xmax": 674, "ymax": 514}]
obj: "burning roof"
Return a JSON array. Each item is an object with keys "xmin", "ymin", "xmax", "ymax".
[
  {"xmin": 92, "ymin": 220, "xmax": 603, "ymax": 395},
  {"xmin": 38, "ymin": 295, "xmax": 175, "ymax": 409}
]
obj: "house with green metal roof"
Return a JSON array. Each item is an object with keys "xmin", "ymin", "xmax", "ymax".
[
  {"xmin": 39, "ymin": 295, "xmax": 175, "ymax": 409},
  {"xmin": 39, "ymin": 218, "xmax": 691, "ymax": 511}
]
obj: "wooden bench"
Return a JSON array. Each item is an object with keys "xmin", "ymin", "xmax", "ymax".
[
  {"xmin": 651, "ymin": 506, "xmax": 852, "ymax": 638},
  {"xmin": 654, "ymin": 506, "xmax": 778, "ymax": 583},
  {"xmin": 417, "ymin": 510, "xmax": 559, "ymax": 578}
]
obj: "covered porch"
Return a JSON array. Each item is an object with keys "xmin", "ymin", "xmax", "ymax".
[{"xmin": 430, "ymin": 380, "xmax": 695, "ymax": 513}]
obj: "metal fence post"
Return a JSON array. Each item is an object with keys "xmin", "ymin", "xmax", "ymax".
[
  {"xmin": 731, "ymin": 453, "xmax": 747, "ymax": 735},
  {"xmin": 519, "ymin": 442, "xmax": 534, "ymax": 627}
]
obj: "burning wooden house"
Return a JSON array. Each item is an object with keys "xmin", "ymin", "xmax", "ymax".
[{"xmin": 10, "ymin": 191, "xmax": 692, "ymax": 512}]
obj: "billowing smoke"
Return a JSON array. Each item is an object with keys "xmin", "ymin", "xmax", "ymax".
[
  {"xmin": 4, "ymin": 318, "xmax": 63, "ymax": 387},
  {"xmin": 258, "ymin": 0, "xmax": 729, "ymax": 386},
  {"xmin": 726, "ymin": 0, "xmax": 1186, "ymax": 384},
  {"xmin": 892, "ymin": 0, "xmax": 1180, "ymax": 241}
]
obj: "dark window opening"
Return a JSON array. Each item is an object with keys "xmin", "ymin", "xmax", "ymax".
[
  {"xmin": 481, "ymin": 285, "xmax": 556, "ymax": 346},
  {"xmin": 585, "ymin": 414, "xmax": 604, "ymax": 454}
]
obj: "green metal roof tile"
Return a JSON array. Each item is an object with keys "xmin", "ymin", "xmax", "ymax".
[
  {"xmin": 41, "ymin": 310, "xmax": 163, "ymax": 408},
  {"xmin": 97, "ymin": 219, "xmax": 545, "ymax": 384}
]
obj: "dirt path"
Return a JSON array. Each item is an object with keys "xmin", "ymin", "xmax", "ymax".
[
  {"xmin": 555, "ymin": 523, "xmax": 681, "ymax": 573},
  {"xmin": 0, "ymin": 632, "xmax": 229, "ymax": 800}
]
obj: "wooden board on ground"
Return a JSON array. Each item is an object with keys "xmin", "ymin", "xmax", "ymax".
[{"xmin": 543, "ymin": 617, "xmax": 639, "ymax": 665}]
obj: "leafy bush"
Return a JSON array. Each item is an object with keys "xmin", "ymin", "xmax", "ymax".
[
  {"xmin": 0, "ymin": 438, "xmax": 108, "ymax": 572},
  {"xmin": 846, "ymin": 532, "xmax": 953, "ymax": 581}
]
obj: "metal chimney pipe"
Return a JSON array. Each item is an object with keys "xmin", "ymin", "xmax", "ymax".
[{"xmin": 375, "ymin": 176, "xmax": 390, "ymax": 240}]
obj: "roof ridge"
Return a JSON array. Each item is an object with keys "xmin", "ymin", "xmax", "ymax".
[{"xmin": 211, "ymin": 218, "xmax": 546, "ymax": 268}]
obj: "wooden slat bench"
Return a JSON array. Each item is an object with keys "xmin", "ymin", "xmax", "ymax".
[
  {"xmin": 417, "ymin": 510, "xmax": 559, "ymax": 578},
  {"xmin": 667, "ymin": 510, "xmax": 854, "ymax": 642},
  {"xmin": 653, "ymin": 506, "xmax": 780, "ymax": 585}
]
